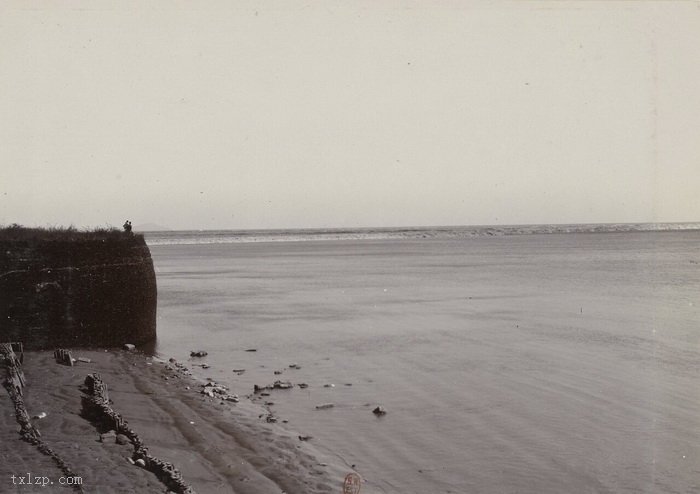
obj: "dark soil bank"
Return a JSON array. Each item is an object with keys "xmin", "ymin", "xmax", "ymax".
[{"xmin": 0, "ymin": 231, "xmax": 156, "ymax": 349}]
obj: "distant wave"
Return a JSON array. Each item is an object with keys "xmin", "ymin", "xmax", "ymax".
[{"xmin": 142, "ymin": 223, "xmax": 700, "ymax": 246}]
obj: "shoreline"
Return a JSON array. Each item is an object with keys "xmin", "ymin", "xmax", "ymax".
[{"xmin": 1, "ymin": 348, "xmax": 352, "ymax": 493}]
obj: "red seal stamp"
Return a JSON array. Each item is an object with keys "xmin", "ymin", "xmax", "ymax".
[{"xmin": 343, "ymin": 472, "xmax": 362, "ymax": 494}]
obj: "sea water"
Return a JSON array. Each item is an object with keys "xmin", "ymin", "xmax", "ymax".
[{"xmin": 146, "ymin": 229, "xmax": 700, "ymax": 494}]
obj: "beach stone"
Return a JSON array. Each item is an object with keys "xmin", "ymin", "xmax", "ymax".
[
  {"xmin": 245, "ymin": 348, "xmax": 257, "ymax": 352},
  {"xmin": 298, "ymin": 383, "xmax": 309, "ymax": 389},
  {"xmin": 135, "ymin": 458, "xmax": 146, "ymax": 468},
  {"xmin": 123, "ymin": 344, "xmax": 136, "ymax": 351},
  {"xmin": 190, "ymin": 350, "xmax": 208, "ymax": 357},
  {"xmin": 100, "ymin": 430, "xmax": 117, "ymax": 442},
  {"xmin": 373, "ymin": 406, "xmax": 387, "ymax": 416},
  {"xmin": 315, "ymin": 403, "xmax": 334, "ymax": 410}
]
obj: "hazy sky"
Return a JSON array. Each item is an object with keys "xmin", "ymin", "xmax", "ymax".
[{"xmin": 1, "ymin": 1, "xmax": 699, "ymax": 230}]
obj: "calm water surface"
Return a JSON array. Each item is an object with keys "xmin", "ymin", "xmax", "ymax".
[{"xmin": 148, "ymin": 231, "xmax": 700, "ymax": 494}]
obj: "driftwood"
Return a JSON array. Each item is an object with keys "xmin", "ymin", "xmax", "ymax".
[
  {"xmin": 1, "ymin": 342, "xmax": 83, "ymax": 493},
  {"xmin": 82, "ymin": 373, "xmax": 195, "ymax": 494}
]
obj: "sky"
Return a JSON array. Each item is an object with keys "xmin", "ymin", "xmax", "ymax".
[{"xmin": 1, "ymin": 0, "xmax": 699, "ymax": 231}]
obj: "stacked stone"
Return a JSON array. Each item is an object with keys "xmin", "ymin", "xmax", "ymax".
[
  {"xmin": 54, "ymin": 348, "xmax": 74, "ymax": 366},
  {"xmin": 1, "ymin": 342, "xmax": 25, "ymax": 392},
  {"xmin": 1, "ymin": 343, "xmax": 83, "ymax": 493},
  {"xmin": 83, "ymin": 373, "xmax": 195, "ymax": 494}
]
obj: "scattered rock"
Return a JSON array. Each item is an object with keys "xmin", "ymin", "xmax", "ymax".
[
  {"xmin": 135, "ymin": 458, "xmax": 146, "ymax": 468},
  {"xmin": 190, "ymin": 350, "xmax": 208, "ymax": 358},
  {"xmin": 373, "ymin": 406, "xmax": 387, "ymax": 416},
  {"xmin": 298, "ymin": 435, "xmax": 312, "ymax": 441},
  {"xmin": 274, "ymin": 370, "xmax": 283, "ymax": 375},
  {"xmin": 233, "ymin": 369, "xmax": 245, "ymax": 374},
  {"xmin": 315, "ymin": 403, "xmax": 334, "ymax": 410},
  {"xmin": 127, "ymin": 457, "xmax": 135, "ymax": 465},
  {"xmin": 77, "ymin": 357, "xmax": 92, "ymax": 364},
  {"xmin": 289, "ymin": 363, "xmax": 300, "ymax": 369},
  {"xmin": 257, "ymin": 380, "xmax": 293, "ymax": 391},
  {"xmin": 123, "ymin": 344, "xmax": 136, "ymax": 351},
  {"xmin": 297, "ymin": 383, "xmax": 309, "ymax": 389},
  {"xmin": 225, "ymin": 395, "xmax": 239, "ymax": 403},
  {"xmin": 245, "ymin": 349, "xmax": 257, "ymax": 352},
  {"xmin": 344, "ymin": 383, "xmax": 353, "ymax": 386},
  {"xmin": 32, "ymin": 412, "xmax": 47, "ymax": 420},
  {"xmin": 100, "ymin": 430, "xmax": 117, "ymax": 442},
  {"xmin": 323, "ymin": 384, "xmax": 335, "ymax": 388},
  {"xmin": 201, "ymin": 382, "xmax": 229, "ymax": 398}
]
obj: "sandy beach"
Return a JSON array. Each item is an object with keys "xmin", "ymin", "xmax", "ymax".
[{"xmin": 1, "ymin": 348, "xmax": 349, "ymax": 494}]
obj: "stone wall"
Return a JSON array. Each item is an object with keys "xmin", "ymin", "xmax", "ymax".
[{"xmin": 0, "ymin": 234, "xmax": 156, "ymax": 349}]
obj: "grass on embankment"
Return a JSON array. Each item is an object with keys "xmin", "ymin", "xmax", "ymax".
[{"xmin": 0, "ymin": 224, "xmax": 144, "ymax": 242}]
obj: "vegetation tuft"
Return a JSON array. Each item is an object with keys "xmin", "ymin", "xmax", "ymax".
[{"xmin": 0, "ymin": 224, "xmax": 144, "ymax": 242}]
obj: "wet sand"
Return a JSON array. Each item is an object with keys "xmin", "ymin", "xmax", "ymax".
[{"xmin": 1, "ymin": 349, "xmax": 349, "ymax": 493}]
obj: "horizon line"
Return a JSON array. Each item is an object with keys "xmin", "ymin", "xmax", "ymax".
[{"xmin": 133, "ymin": 220, "xmax": 700, "ymax": 233}]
